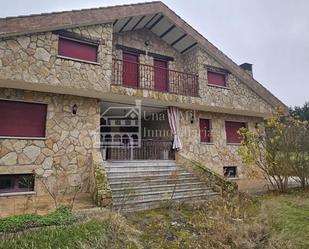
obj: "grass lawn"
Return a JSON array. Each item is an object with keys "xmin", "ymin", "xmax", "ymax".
[{"xmin": 0, "ymin": 190, "xmax": 308, "ymax": 249}]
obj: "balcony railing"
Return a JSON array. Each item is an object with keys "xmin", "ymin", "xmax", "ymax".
[
  {"xmin": 102, "ymin": 139, "xmax": 175, "ymax": 161},
  {"xmin": 112, "ymin": 58, "xmax": 199, "ymax": 97}
]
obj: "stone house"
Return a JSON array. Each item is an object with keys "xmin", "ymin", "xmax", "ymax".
[{"xmin": 0, "ymin": 2, "xmax": 286, "ymax": 215}]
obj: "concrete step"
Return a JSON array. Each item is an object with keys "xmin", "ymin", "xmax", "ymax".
[
  {"xmin": 106, "ymin": 169, "xmax": 187, "ymax": 178},
  {"xmin": 107, "ymin": 172, "xmax": 193, "ymax": 183},
  {"xmin": 113, "ymin": 192, "xmax": 219, "ymax": 212},
  {"xmin": 112, "ymin": 187, "xmax": 214, "ymax": 204},
  {"xmin": 104, "ymin": 160, "xmax": 220, "ymax": 212},
  {"xmin": 105, "ymin": 165, "xmax": 178, "ymax": 172},
  {"xmin": 109, "ymin": 176, "xmax": 200, "ymax": 189},
  {"xmin": 111, "ymin": 182, "xmax": 208, "ymax": 195},
  {"xmin": 105, "ymin": 160, "xmax": 176, "ymax": 167}
]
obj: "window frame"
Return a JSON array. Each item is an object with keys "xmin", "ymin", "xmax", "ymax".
[
  {"xmin": 225, "ymin": 120, "xmax": 247, "ymax": 145},
  {"xmin": 199, "ymin": 118, "xmax": 213, "ymax": 144},
  {"xmin": 207, "ymin": 71, "xmax": 227, "ymax": 88},
  {"xmin": 0, "ymin": 99, "xmax": 48, "ymax": 139},
  {"xmin": 0, "ymin": 174, "xmax": 35, "ymax": 195},
  {"xmin": 57, "ymin": 35, "xmax": 100, "ymax": 64},
  {"xmin": 223, "ymin": 166, "xmax": 238, "ymax": 179},
  {"xmin": 205, "ymin": 65, "xmax": 230, "ymax": 89}
]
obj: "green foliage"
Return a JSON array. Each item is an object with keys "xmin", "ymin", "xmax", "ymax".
[
  {"xmin": 264, "ymin": 191, "xmax": 309, "ymax": 249},
  {"xmin": 238, "ymin": 108, "xmax": 309, "ymax": 192},
  {"xmin": 0, "ymin": 207, "xmax": 75, "ymax": 233},
  {"xmin": 0, "ymin": 220, "xmax": 108, "ymax": 249},
  {"xmin": 289, "ymin": 101, "xmax": 309, "ymax": 122},
  {"xmin": 0, "ymin": 211, "xmax": 140, "ymax": 249}
]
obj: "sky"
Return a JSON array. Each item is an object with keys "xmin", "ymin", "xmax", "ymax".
[{"xmin": 1, "ymin": 0, "xmax": 308, "ymax": 107}]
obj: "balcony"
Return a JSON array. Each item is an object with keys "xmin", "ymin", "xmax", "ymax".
[{"xmin": 112, "ymin": 58, "xmax": 199, "ymax": 97}]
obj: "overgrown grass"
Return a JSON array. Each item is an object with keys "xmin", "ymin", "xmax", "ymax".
[
  {"xmin": 0, "ymin": 212, "xmax": 141, "ymax": 249},
  {"xmin": 0, "ymin": 191, "xmax": 308, "ymax": 249},
  {"xmin": 0, "ymin": 207, "xmax": 75, "ymax": 233},
  {"xmin": 265, "ymin": 191, "xmax": 309, "ymax": 249},
  {"xmin": 126, "ymin": 191, "xmax": 309, "ymax": 249}
]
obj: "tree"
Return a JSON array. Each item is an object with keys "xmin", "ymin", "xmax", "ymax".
[
  {"xmin": 238, "ymin": 108, "xmax": 309, "ymax": 192},
  {"xmin": 289, "ymin": 101, "xmax": 309, "ymax": 122}
]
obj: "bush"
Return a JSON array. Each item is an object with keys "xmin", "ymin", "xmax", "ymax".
[
  {"xmin": 0, "ymin": 207, "xmax": 75, "ymax": 233},
  {"xmin": 238, "ymin": 109, "xmax": 309, "ymax": 192}
]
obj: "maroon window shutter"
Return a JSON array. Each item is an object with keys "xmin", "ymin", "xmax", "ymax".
[
  {"xmin": 0, "ymin": 100, "xmax": 47, "ymax": 137},
  {"xmin": 58, "ymin": 37, "xmax": 98, "ymax": 62},
  {"xmin": 207, "ymin": 71, "xmax": 226, "ymax": 87},
  {"xmin": 225, "ymin": 121, "xmax": 245, "ymax": 143},
  {"xmin": 154, "ymin": 59, "xmax": 168, "ymax": 92},
  {"xmin": 200, "ymin": 119, "xmax": 211, "ymax": 143},
  {"xmin": 123, "ymin": 52, "xmax": 139, "ymax": 87}
]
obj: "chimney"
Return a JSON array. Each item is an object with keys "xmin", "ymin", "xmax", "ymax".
[{"xmin": 239, "ymin": 63, "xmax": 253, "ymax": 76}]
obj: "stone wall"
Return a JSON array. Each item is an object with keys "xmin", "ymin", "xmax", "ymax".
[
  {"xmin": 111, "ymin": 30, "xmax": 274, "ymax": 116},
  {"xmin": 0, "ymin": 23, "xmax": 113, "ymax": 93},
  {"xmin": 178, "ymin": 109, "xmax": 263, "ymax": 178},
  {"xmin": 195, "ymin": 48, "xmax": 274, "ymax": 114},
  {"xmin": 0, "ymin": 88, "xmax": 100, "ymax": 216},
  {"xmin": 0, "ymin": 24, "xmax": 275, "ymax": 116},
  {"xmin": 113, "ymin": 29, "xmax": 186, "ymax": 72}
]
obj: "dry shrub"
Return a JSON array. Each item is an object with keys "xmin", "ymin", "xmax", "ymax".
[
  {"xmin": 183, "ymin": 196, "xmax": 274, "ymax": 249},
  {"xmin": 77, "ymin": 210, "xmax": 142, "ymax": 249}
]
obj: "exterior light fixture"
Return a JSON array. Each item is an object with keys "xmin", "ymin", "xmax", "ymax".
[
  {"xmin": 144, "ymin": 40, "xmax": 150, "ymax": 47},
  {"xmin": 72, "ymin": 104, "xmax": 78, "ymax": 115},
  {"xmin": 190, "ymin": 110, "xmax": 195, "ymax": 124}
]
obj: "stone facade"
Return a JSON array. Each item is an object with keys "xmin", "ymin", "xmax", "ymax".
[
  {"xmin": 0, "ymin": 16, "xmax": 278, "ymax": 215},
  {"xmin": 0, "ymin": 23, "xmax": 113, "ymax": 94},
  {"xmin": 179, "ymin": 109, "xmax": 262, "ymax": 178},
  {"xmin": 111, "ymin": 29, "xmax": 274, "ymax": 116},
  {"xmin": 0, "ymin": 88, "xmax": 100, "ymax": 216}
]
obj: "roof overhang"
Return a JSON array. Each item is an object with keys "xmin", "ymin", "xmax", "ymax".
[{"xmin": 0, "ymin": 1, "xmax": 288, "ymax": 112}]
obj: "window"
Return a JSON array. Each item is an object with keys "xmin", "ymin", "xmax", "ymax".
[
  {"xmin": 207, "ymin": 71, "xmax": 226, "ymax": 87},
  {"xmin": 58, "ymin": 36, "xmax": 98, "ymax": 62},
  {"xmin": 200, "ymin": 119, "xmax": 212, "ymax": 143},
  {"xmin": 0, "ymin": 174, "xmax": 35, "ymax": 194},
  {"xmin": 223, "ymin": 166, "xmax": 238, "ymax": 179},
  {"xmin": 0, "ymin": 100, "xmax": 47, "ymax": 138},
  {"xmin": 225, "ymin": 121, "xmax": 246, "ymax": 144},
  {"xmin": 123, "ymin": 52, "xmax": 139, "ymax": 87}
]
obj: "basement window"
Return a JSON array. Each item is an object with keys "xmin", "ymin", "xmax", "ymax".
[
  {"xmin": 58, "ymin": 36, "xmax": 98, "ymax": 63},
  {"xmin": 0, "ymin": 174, "xmax": 35, "ymax": 194},
  {"xmin": 223, "ymin": 166, "xmax": 238, "ymax": 179}
]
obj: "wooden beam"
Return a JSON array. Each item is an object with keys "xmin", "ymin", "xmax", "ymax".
[
  {"xmin": 118, "ymin": 17, "xmax": 133, "ymax": 32},
  {"xmin": 149, "ymin": 15, "xmax": 164, "ymax": 30},
  {"xmin": 131, "ymin": 15, "xmax": 146, "ymax": 31},
  {"xmin": 160, "ymin": 24, "xmax": 175, "ymax": 39},
  {"xmin": 181, "ymin": 42, "xmax": 198, "ymax": 54},
  {"xmin": 171, "ymin": 33, "xmax": 187, "ymax": 46},
  {"xmin": 143, "ymin": 13, "xmax": 158, "ymax": 28}
]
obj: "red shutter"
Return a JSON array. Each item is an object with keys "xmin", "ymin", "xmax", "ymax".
[
  {"xmin": 58, "ymin": 37, "xmax": 98, "ymax": 62},
  {"xmin": 225, "ymin": 121, "xmax": 245, "ymax": 143},
  {"xmin": 0, "ymin": 100, "xmax": 47, "ymax": 137},
  {"xmin": 200, "ymin": 119, "xmax": 211, "ymax": 143},
  {"xmin": 154, "ymin": 59, "xmax": 168, "ymax": 92},
  {"xmin": 207, "ymin": 71, "xmax": 226, "ymax": 87},
  {"xmin": 123, "ymin": 52, "xmax": 139, "ymax": 87}
]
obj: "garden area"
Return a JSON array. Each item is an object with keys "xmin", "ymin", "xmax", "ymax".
[{"xmin": 0, "ymin": 190, "xmax": 308, "ymax": 249}]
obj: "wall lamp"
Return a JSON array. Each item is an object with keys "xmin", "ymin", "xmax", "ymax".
[{"xmin": 72, "ymin": 104, "xmax": 78, "ymax": 115}]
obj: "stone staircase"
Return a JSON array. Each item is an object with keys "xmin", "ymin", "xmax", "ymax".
[{"xmin": 104, "ymin": 160, "xmax": 220, "ymax": 211}]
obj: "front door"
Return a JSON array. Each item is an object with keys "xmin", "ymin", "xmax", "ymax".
[
  {"xmin": 123, "ymin": 52, "xmax": 138, "ymax": 87},
  {"xmin": 154, "ymin": 59, "xmax": 168, "ymax": 92}
]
